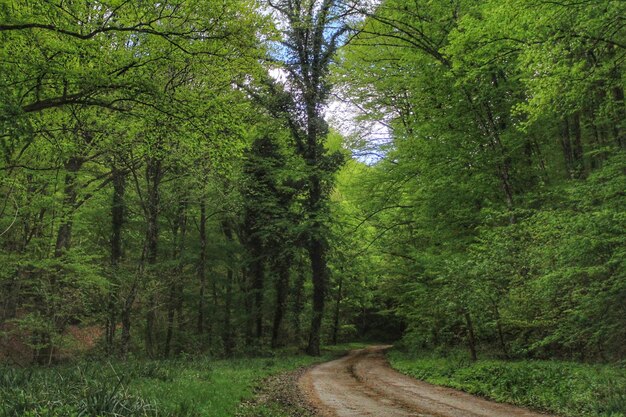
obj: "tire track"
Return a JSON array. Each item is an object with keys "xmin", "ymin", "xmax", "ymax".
[{"xmin": 299, "ymin": 346, "xmax": 554, "ymax": 417}]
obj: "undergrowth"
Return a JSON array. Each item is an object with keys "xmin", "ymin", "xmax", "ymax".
[
  {"xmin": 388, "ymin": 349, "xmax": 626, "ymax": 417},
  {"xmin": 0, "ymin": 343, "xmax": 361, "ymax": 417}
]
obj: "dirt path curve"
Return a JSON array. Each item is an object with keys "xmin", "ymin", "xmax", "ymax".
[{"xmin": 299, "ymin": 346, "xmax": 553, "ymax": 417}]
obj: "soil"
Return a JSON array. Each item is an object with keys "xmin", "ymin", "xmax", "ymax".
[
  {"xmin": 237, "ymin": 365, "xmax": 319, "ymax": 417},
  {"xmin": 299, "ymin": 346, "xmax": 554, "ymax": 417}
]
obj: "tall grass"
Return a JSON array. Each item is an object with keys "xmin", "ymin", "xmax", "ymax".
[
  {"xmin": 0, "ymin": 344, "xmax": 360, "ymax": 417},
  {"xmin": 0, "ymin": 363, "xmax": 157, "ymax": 417}
]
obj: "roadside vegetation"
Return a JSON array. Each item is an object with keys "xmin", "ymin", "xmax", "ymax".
[
  {"xmin": 0, "ymin": 344, "xmax": 366, "ymax": 417},
  {"xmin": 389, "ymin": 349, "xmax": 626, "ymax": 417}
]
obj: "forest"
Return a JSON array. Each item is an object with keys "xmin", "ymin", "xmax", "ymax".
[{"xmin": 1, "ymin": 1, "xmax": 625, "ymax": 416}]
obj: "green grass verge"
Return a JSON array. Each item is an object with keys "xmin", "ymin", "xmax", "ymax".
[
  {"xmin": 0, "ymin": 343, "xmax": 364, "ymax": 417},
  {"xmin": 132, "ymin": 355, "xmax": 320, "ymax": 417},
  {"xmin": 387, "ymin": 350, "xmax": 626, "ymax": 417},
  {"xmin": 236, "ymin": 342, "xmax": 370, "ymax": 417}
]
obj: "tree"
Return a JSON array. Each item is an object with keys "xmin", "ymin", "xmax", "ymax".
[
  {"xmin": 0, "ymin": 0, "xmax": 269, "ymax": 360},
  {"xmin": 268, "ymin": 0, "xmax": 353, "ymax": 355},
  {"xmin": 333, "ymin": 0, "xmax": 626, "ymax": 361}
]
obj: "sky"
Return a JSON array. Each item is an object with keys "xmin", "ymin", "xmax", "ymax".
[{"xmin": 264, "ymin": 0, "xmax": 391, "ymax": 164}]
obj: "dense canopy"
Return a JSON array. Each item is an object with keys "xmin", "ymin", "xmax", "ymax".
[{"xmin": 1, "ymin": 0, "xmax": 624, "ymax": 368}]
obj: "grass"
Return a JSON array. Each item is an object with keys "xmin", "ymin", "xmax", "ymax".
[
  {"xmin": 388, "ymin": 349, "xmax": 626, "ymax": 417},
  {"xmin": 235, "ymin": 342, "xmax": 370, "ymax": 417},
  {"xmin": 130, "ymin": 355, "xmax": 321, "ymax": 417},
  {"xmin": 0, "ymin": 343, "xmax": 365, "ymax": 417}
]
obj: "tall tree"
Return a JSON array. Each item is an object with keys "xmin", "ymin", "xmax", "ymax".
[{"xmin": 269, "ymin": 0, "xmax": 352, "ymax": 355}]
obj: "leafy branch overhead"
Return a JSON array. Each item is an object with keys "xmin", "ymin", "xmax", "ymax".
[{"xmin": 0, "ymin": 4, "xmax": 624, "ymax": 411}]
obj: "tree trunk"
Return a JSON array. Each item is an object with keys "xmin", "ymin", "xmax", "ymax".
[
  {"xmin": 307, "ymin": 207, "xmax": 327, "ymax": 356},
  {"xmin": 120, "ymin": 280, "xmax": 137, "ymax": 358},
  {"xmin": 482, "ymin": 89, "xmax": 516, "ymax": 223},
  {"xmin": 571, "ymin": 111, "xmax": 585, "ymax": 177},
  {"xmin": 164, "ymin": 198, "xmax": 187, "ymax": 358},
  {"xmin": 144, "ymin": 156, "xmax": 161, "ymax": 358},
  {"xmin": 243, "ymin": 267, "xmax": 255, "ymax": 346},
  {"xmin": 331, "ymin": 274, "xmax": 343, "ymax": 346},
  {"xmin": 36, "ymin": 155, "xmax": 85, "ymax": 362},
  {"xmin": 608, "ymin": 47, "xmax": 626, "ymax": 148},
  {"xmin": 532, "ymin": 138, "xmax": 549, "ymax": 183},
  {"xmin": 174, "ymin": 281, "xmax": 184, "ymax": 356},
  {"xmin": 292, "ymin": 267, "xmax": 306, "ymax": 344},
  {"xmin": 252, "ymin": 254, "xmax": 264, "ymax": 340},
  {"xmin": 164, "ymin": 284, "xmax": 176, "ymax": 358},
  {"xmin": 613, "ymin": 84, "xmax": 626, "ymax": 149},
  {"xmin": 271, "ymin": 256, "xmax": 291, "ymax": 349},
  {"xmin": 493, "ymin": 304, "xmax": 508, "ymax": 358},
  {"xmin": 54, "ymin": 156, "xmax": 84, "ymax": 257},
  {"xmin": 106, "ymin": 165, "xmax": 125, "ymax": 355},
  {"xmin": 222, "ymin": 222, "xmax": 235, "ymax": 356},
  {"xmin": 464, "ymin": 311, "xmax": 478, "ymax": 361},
  {"xmin": 560, "ymin": 117, "xmax": 575, "ymax": 176},
  {"xmin": 223, "ymin": 267, "xmax": 234, "ymax": 356},
  {"xmin": 197, "ymin": 201, "xmax": 207, "ymax": 334},
  {"xmin": 587, "ymin": 99, "xmax": 605, "ymax": 169}
]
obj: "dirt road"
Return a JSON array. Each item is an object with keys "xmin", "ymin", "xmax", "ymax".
[{"xmin": 299, "ymin": 346, "xmax": 553, "ymax": 417}]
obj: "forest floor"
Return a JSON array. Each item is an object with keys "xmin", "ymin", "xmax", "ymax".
[
  {"xmin": 299, "ymin": 346, "xmax": 553, "ymax": 417},
  {"xmin": 0, "ymin": 344, "xmax": 364, "ymax": 417}
]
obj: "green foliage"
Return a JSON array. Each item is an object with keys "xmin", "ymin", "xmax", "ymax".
[
  {"xmin": 466, "ymin": 152, "xmax": 626, "ymax": 359},
  {"xmin": 336, "ymin": 0, "xmax": 626, "ymax": 364},
  {"xmin": 0, "ymin": 0, "xmax": 277, "ymax": 361},
  {"xmin": 1, "ymin": 7, "xmax": 624, "ymax": 417},
  {"xmin": 0, "ymin": 363, "xmax": 156, "ymax": 417},
  {"xmin": 389, "ymin": 349, "xmax": 626, "ymax": 417},
  {"xmin": 0, "ymin": 345, "xmax": 354, "ymax": 417}
]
